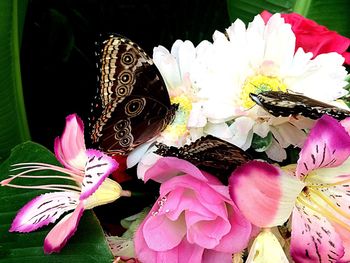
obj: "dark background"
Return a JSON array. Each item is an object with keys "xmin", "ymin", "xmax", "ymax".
[{"xmin": 21, "ymin": 0, "xmax": 230, "ymax": 150}]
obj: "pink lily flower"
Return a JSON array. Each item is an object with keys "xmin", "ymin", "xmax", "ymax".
[
  {"xmin": 229, "ymin": 115, "xmax": 350, "ymax": 262},
  {"xmin": 1, "ymin": 114, "xmax": 130, "ymax": 253}
]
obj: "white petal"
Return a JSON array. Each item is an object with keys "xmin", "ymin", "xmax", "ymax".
[
  {"xmin": 265, "ymin": 137, "xmax": 287, "ymax": 162},
  {"xmin": 204, "ymin": 122, "xmax": 232, "ymax": 139},
  {"xmin": 271, "ymin": 123, "xmax": 306, "ymax": 148},
  {"xmin": 202, "ymin": 100, "xmax": 237, "ymax": 122},
  {"xmin": 263, "ymin": 14, "xmax": 295, "ymax": 73},
  {"xmin": 176, "ymin": 40, "xmax": 196, "ymax": 80},
  {"xmin": 253, "ymin": 122, "xmax": 270, "ymax": 138},
  {"xmin": 137, "ymin": 152, "xmax": 163, "ymax": 181},
  {"xmin": 81, "ymin": 150, "xmax": 118, "ymax": 200},
  {"xmin": 187, "ymin": 102, "xmax": 207, "ymax": 128},
  {"xmin": 226, "ymin": 18, "xmax": 246, "ymax": 42},
  {"xmin": 153, "ymin": 45, "xmax": 181, "ymax": 91},
  {"xmin": 126, "ymin": 139, "xmax": 156, "ymax": 168},
  {"xmin": 287, "ymin": 52, "xmax": 348, "ymax": 102},
  {"xmin": 228, "ymin": 117, "xmax": 255, "ymax": 150},
  {"xmin": 10, "ymin": 192, "xmax": 79, "ymax": 233}
]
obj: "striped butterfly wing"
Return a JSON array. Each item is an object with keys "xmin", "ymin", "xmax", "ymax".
[
  {"xmin": 89, "ymin": 35, "xmax": 176, "ymax": 156},
  {"xmin": 155, "ymin": 135, "xmax": 251, "ymax": 182},
  {"xmin": 250, "ymin": 91, "xmax": 350, "ymax": 120}
]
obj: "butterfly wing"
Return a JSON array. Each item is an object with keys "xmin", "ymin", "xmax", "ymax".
[
  {"xmin": 89, "ymin": 35, "xmax": 176, "ymax": 155},
  {"xmin": 155, "ymin": 135, "xmax": 251, "ymax": 181},
  {"xmin": 250, "ymin": 91, "xmax": 350, "ymax": 120}
]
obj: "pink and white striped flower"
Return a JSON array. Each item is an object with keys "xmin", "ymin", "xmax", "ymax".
[
  {"xmin": 1, "ymin": 114, "xmax": 129, "ymax": 253},
  {"xmin": 229, "ymin": 115, "xmax": 350, "ymax": 262}
]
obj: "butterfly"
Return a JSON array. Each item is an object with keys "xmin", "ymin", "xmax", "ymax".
[
  {"xmin": 155, "ymin": 135, "xmax": 251, "ymax": 182},
  {"xmin": 89, "ymin": 34, "xmax": 177, "ymax": 156},
  {"xmin": 249, "ymin": 91, "xmax": 350, "ymax": 120}
]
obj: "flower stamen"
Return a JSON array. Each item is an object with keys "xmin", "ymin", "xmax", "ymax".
[
  {"xmin": 241, "ymin": 74, "xmax": 287, "ymax": 108},
  {"xmin": 297, "ymin": 193, "xmax": 350, "ymax": 232},
  {"xmin": 312, "ymin": 178, "xmax": 350, "ymax": 188},
  {"xmin": 2, "ymin": 163, "xmax": 84, "ymax": 186},
  {"xmin": 4, "ymin": 183, "xmax": 81, "ymax": 192},
  {"xmin": 308, "ymin": 188, "xmax": 350, "ymax": 220},
  {"xmin": 161, "ymin": 95, "xmax": 192, "ymax": 144}
]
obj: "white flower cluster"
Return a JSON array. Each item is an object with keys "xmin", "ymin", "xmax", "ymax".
[{"xmin": 128, "ymin": 13, "xmax": 348, "ymax": 179}]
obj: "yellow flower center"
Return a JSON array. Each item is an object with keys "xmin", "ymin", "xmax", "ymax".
[
  {"xmin": 163, "ymin": 95, "xmax": 192, "ymax": 141},
  {"xmin": 240, "ymin": 75, "xmax": 287, "ymax": 108}
]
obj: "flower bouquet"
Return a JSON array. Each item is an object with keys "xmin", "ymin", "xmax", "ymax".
[{"xmin": 2, "ymin": 8, "xmax": 350, "ymax": 263}]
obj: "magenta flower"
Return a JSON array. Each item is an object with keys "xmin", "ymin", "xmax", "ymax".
[
  {"xmin": 135, "ymin": 157, "xmax": 252, "ymax": 263},
  {"xmin": 1, "ymin": 114, "xmax": 129, "ymax": 253},
  {"xmin": 229, "ymin": 115, "xmax": 350, "ymax": 262}
]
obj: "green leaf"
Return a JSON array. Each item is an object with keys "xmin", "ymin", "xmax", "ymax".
[
  {"xmin": 0, "ymin": 0, "xmax": 30, "ymax": 161},
  {"xmin": 227, "ymin": 0, "xmax": 350, "ymax": 37},
  {"xmin": 0, "ymin": 142, "xmax": 114, "ymax": 262},
  {"xmin": 251, "ymin": 132, "xmax": 273, "ymax": 152}
]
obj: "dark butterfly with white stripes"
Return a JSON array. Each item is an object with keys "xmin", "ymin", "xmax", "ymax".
[
  {"xmin": 155, "ymin": 135, "xmax": 251, "ymax": 182},
  {"xmin": 250, "ymin": 91, "xmax": 350, "ymax": 120},
  {"xmin": 89, "ymin": 34, "xmax": 177, "ymax": 156}
]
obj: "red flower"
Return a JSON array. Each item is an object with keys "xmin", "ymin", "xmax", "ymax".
[
  {"xmin": 111, "ymin": 155, "xmax": 133, "ymax": 183},
  {"xmin": 261, "ymin": 11, "xmax": 350, "ymax": 64}
]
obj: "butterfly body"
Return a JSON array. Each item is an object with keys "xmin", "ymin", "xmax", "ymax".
[
  {"xmin": 89, "ymin": 35, "xmax": 176, "ymax": 155},
  {"xmin": 155, "ymin": 135, "xmax": 251, "ymax": 181},
  {"xmin": 250, "ymin": 91, "xmax": 350, "ymax": 120}
]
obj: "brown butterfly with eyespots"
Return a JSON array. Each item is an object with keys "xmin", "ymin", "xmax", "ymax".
[{"xmin": 89, "ymin": 34, "xmax": 177, "ymax": 156}]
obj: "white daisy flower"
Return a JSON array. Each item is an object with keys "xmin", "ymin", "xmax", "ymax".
[{"xmin": 189, "ymin": 13, "xmax": 348, "ymax": 161}]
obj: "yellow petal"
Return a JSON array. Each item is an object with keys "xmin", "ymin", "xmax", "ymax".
[
  {"xmin": 84, "ymin": 178, "xmax": 123, "ymax": 209},
  {"xmin": 246, "ymin": 230, "xmax": 289, "ymax": 263}
]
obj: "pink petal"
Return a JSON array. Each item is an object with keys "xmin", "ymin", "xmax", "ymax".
[
  {"xmin": 10, "ymin": 191, "xmax": 80, "ymax": 233},
  {"xmin": 186, "ymin": 211, "xmax": 229, "ymax": 249},
  {"xmin": 144, "ymin": 157, "xmax": 207, "ymax": 183},
  {"xmin": 260, "ymin": 10, "xmax": 272, "ymax": 23},
  {"xmin": 297, "ymin": 115, "xmax": 350, "ymax": 178},
  {"xmin": 290, "ymin": 204, "xmax": 344, "ymax": 262},
  {"xmin": 202, "ymin": 250, "xmax": 233, "ymax": 263},
  {"xmin": 157, "ymin": 238, "xmax": 204, "ymax": 263},
  {"xmin": 135, "ymin": 219, "xmax": 205, "ymax": 263},
  {"xmin": 160, "ymin": 187, "xmax": 216, "ymax": 222},
  {"xmin": 142, "ymin": 210, "xmax": 186, "ymax": 251},
  {"xmin": 340, "ymin": 117, "xmax": 350, "ymax": 134},
  {"xmin": 160, "ymin": 175, "xmax": 251, "ymax": 253},
  {"xmin": 213, "ymin": 204, "xmax": 252, "ymax": 253},
  {"xmin": 160, "ymin": 175, "xmax": 230, "ymax": 209},
  {"xmin": 54, "ymin": 114, "xmax": 87, "ymax": 173},
  {"xmin": 332, "ymin": 221, "xmax": 350, "ymax": 262},
  {"xmin": 44, "ymin": 202, "xmax": 84, "ymax": 253},
  {"xmin": 80, "ymin": 149, "xmax": 119, "ymax": 200},
  {"xmin": 134, "ymin": 219, "xmax": 157, "ymax": 262},
  {"xmin": 229, "ymin": 160, "xmax": 304, "ymax": 227},
  {"xmin": 312, "ymin": 184, "xmax": 350, "ymax": 262}
]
